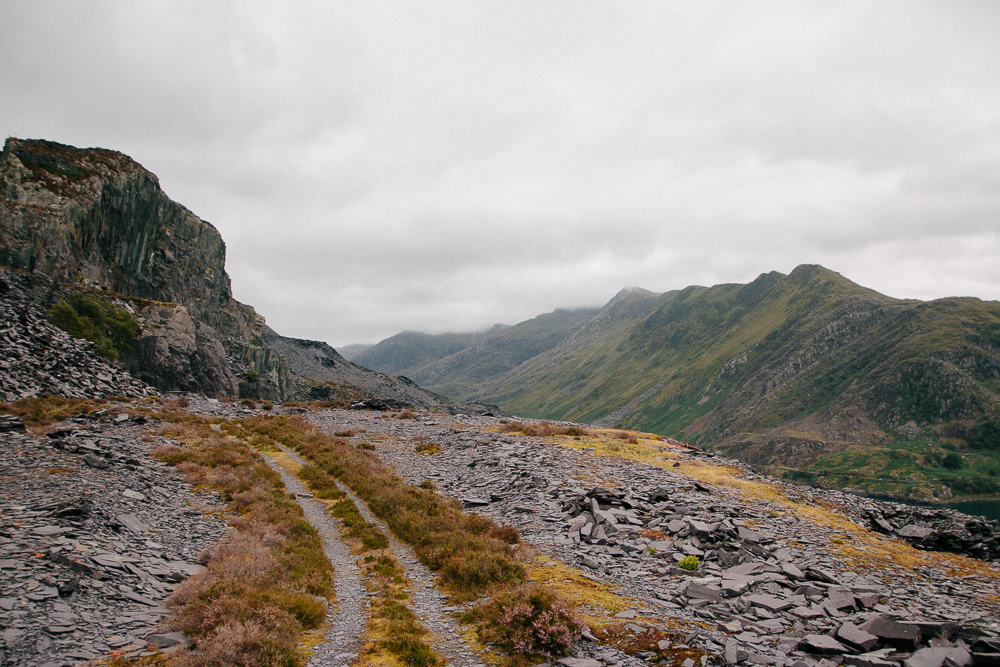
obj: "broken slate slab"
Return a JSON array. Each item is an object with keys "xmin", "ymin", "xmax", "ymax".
[
  {"xmin": 800, "ymin": 634, "xmax": 849, "ymax": 655},
  {"xmin": 903, "ymin": 647, "xmax": 973, "ymax": 667},
  {"xmin": 838, "ymin": 622, "xmax": 879, "ymax": 652},
  {"xmin": 115, "ymin": 514, "xmax": 148, "ymax": 533},
  {"xmin": 859, "ymin": 616, "xmax": 922, "ymax": 652},
  {"xmin": 147, "ymin": 632, "xmax": 190, "ymax": 648},
  {"xmin": 686, "ymin": 583, "xmax": 721, "ymax": 603},
  {"xmin": 747, "ymin": 594, "xmax": 793, "ymax": 612},
  {"xmin": 558, "ymin": 658, "xmax": 603, "ymax": 667}
]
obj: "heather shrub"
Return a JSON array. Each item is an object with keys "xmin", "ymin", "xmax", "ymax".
[
  {"xmin": 471, "ymin": 583, "xmax": 583, "ymax": 659},
  {"xmin": 488, "ymin": 523, "xmax": 520, "ymax": 544},
  {"xmin": 499, "ymin": 421, "xmax": 587, "ymax": 437},
  {"xmin": 415, "ymin": 440, "xmax": 442, "ymax": 455},
  {"xmin": 499, "ymin": 421, "xmax": 527, "ymax": 433},
  {"xmin": 152, "ymin": 416, "xmax": 333, "ymax": 666}
]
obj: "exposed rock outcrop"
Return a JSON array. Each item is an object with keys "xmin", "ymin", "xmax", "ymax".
[
  {"xmin": 132, "ymin": 304, "xmax": 239, "ymax": 397},
  {"xmin": 0, "ymin": 138, "xmax": 474, "ymax": 409}
]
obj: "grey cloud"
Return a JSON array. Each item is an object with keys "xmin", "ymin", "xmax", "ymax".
[{"xmin": 2, "ymin": 1, "xmax": 999, "ymax": 346}]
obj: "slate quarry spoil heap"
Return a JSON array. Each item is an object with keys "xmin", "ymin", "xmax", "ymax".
[
  {"xmin": 0, "ymin": 270, "xmax": 150, "ymax": 402},
  {"xmin": 0, "ymin": 409, "xmax": 226, "ymax": 666},
  {"xmin": 315, "ymin": 409, "xmax": 1000, "ymax": 667}
]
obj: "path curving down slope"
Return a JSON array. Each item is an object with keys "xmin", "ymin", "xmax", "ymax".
[
  {"xmin": 273, "ymin": 443, "xmax": 486, "ymax": 667},
  {"xmin": 260, "ymin": 451, "xmax": 366, "ymax": 667}
]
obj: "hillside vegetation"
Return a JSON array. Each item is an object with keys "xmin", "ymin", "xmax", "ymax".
[
  {"xmin": 354, "ymin": 308, "xmax": 600, "ymax": 396},
  {"xmin": 362, "ymin": 266, "xmax": 1000, "ymax": 501}
]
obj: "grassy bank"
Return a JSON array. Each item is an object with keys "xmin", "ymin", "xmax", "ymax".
[
  {"xmin": 150, "ymin": 417, "xmax": 333, "ymax": 666},
  {"xmin": 238, "ymin": 414, "xmax": 584, "ymax": 664}
]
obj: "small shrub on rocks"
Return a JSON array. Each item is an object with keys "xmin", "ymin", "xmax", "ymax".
[
  {"xmin": 415, "ymin": 441, "xmax": 442, "ymax": 455},
  {"xmin": 678, "ymin": 555, "xmax": 700, "ymax": 570},
  {"xmin": 469, "ymin": 583, "xmax": 583, "ymax": 660}
]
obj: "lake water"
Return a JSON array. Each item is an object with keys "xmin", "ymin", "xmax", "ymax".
[
  {"xmin": 943, "ymin": 499, "xmax": 1000, "ymax": 522},
  {"xmin": 890, "ymin": 497, "xmax": 1000, "ymax": 522}
]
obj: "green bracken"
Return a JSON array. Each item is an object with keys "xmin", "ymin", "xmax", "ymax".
[{"xmin": 46, "ymin": 292, "xmax": 139, "ymax": 360}]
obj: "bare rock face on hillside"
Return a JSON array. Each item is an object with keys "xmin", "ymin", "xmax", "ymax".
[
  {"xmin": 0, "ymin": 137, "xmax": 468, "ymax": 410},
  {"xmin": 132, "ymin": 304, "xmax": 239, "ymax": 397}
]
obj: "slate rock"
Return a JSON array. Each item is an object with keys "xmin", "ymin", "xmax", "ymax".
[
  {"xmin": 800, "ymin": 634, "xmax": 850, "ymax": 655},
  {"xmin": 686, "ymin": 583, "xmax": 721, "ymax": 603},
  {"xmin": 860, "ymin": 616, "xmax": 922, "ymax": 652},
  {"xmin": 904, "ymin": 647, "xmax": 973, "ymax": 667},
  {"xmin": 838, "ymin": 622, "xmax": 880, "ymax": 652},
  {"xmin": 558, "ymin": 658, "xmax": 603, "ymax": 667},
  {"xmin": 147, "ymin": 632, "xmax": 190, "ymax": 648}
]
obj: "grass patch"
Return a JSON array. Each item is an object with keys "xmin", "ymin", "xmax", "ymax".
[
  {"xmin": 526, "ymin": 557, "xmax": 630, "ymax": 620},
  {"xmin": 415, "ymin": 441, "xmax": 442, "ymax": 455},
  {"xmin": 150, "ymin": 417, "xmax": 333, "ymax": 667},
  {"xmin": 329, "ymin": 498, "xmax": 389, "ymax": 550},
  {"xmin": 0, "ymin": 396, "xmax": 108, "ymax": 432},
  {"xmin": 361, "ymin": 554, "xmax": 442, "ymax": 667}
]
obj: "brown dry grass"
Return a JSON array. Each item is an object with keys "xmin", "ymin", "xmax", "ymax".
[
  {"xmin": 0, "ymin": 396, "xmax": 107, "ymax": 433},
  {"xmin": 546, "ymin": 428, "xmax": 1000, "ymax": 584},
  {"xmin": 151, "ymin": 417, "xmax": 333, "ymax": 667}
]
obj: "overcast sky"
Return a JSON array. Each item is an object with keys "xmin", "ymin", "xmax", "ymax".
[{"xmin": 3, "ymin": 2, "xmax": 999, "ymax": 347}]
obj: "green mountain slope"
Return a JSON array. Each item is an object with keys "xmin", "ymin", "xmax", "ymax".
[
  {"xmin": 463, "ymin": 266, "xmax": 1000, "ymax": 500},
  {"xmin": 351, "ymin": 330, "xmax": 491, "ymax": 376},
  {"xmin": 412, "ymin": 307, "xmax": 602, "ymax": 396}
]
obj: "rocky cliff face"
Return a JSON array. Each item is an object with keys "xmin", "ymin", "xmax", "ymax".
[{"xmin": 0, "ymin": 138, "xmax": 468, "ymax": 410}]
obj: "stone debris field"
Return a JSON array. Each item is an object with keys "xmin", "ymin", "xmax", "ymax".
[{"xmin": 1, "ymin": 399, "xmax": 999, "ymax": 667}]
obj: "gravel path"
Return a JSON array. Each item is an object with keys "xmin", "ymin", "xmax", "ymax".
[
  {"xmin": 272, "ymin": 443, "xmax": 486, "ymax": 667},
  {"xmin": 260, "ymin": 450, "xmax": 366, "ymax": 667}
]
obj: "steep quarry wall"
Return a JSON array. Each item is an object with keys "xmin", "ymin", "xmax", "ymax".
[{"xmin": 0, "ymin": 138, "xmax": 479, "ymax": 411}]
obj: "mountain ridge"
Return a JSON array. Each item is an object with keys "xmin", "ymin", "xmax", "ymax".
[{"xmin": 359, "ymin": 265, "xmax": 1000, "ymax": 501}]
